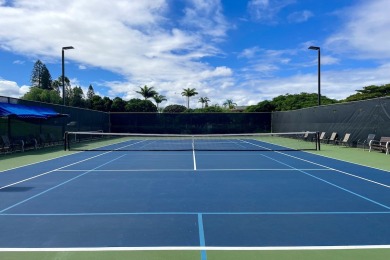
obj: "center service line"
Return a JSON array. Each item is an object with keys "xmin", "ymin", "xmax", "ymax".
[
  {"xmin": 192, "ymin": 140, "xmax": 197, "ymax": 171},
  {"xmin": 198, "ymin": 213, "xmax": 207, "ymax": 260}
]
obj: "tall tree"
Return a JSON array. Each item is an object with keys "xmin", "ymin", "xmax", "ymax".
[
  {"xmin": 52, "ymin": 76, "xmax": 71, "ymax": 104},
  {"xmin": 86, "ymin": 85, "xmax": 95, "ymax": 108},
  {"xmin": 86, "ymin": 84, "xmax": 95, "ymax": 100},
  {"xmin": 102, "ymin": 97, "xmax": 113, "ymax": 112},
  {"xmin": 40, "ymin": 65, "xmax": 53, "ymax": 90},
  {"xmin": 163, "ymin": 104, "xmax": 187, "ymax": 113},
  {"xmin": 181, "ymin": 88, "xmax": 198, "ymax": 109},
  {"xmin": 30, "ymin": 60, "xmax": 53, "ymax": 90},
  {"xmin": 90, "ymin": 95, "xmax": 105, "ymax": 111},
  {"xmin": 198, "ymin": 97, "xmax": 210, "ymax": 108},
  {"xmin": 63, "ymin": 78, "xmax": 73, "ymax": 105},
  {"xmin": 111, "ymin": 97, "xmax": 126, "ymax": 112},
  {"xmin": 69, "ymin": 86, "xmax": 85, "ymax": 107},
  {"xmin": 245, "ymin": 100, "xmax": 276, "ymax": 112},
  {"xmin": 52, "ymin": 77, "xmax": 61, "ymax": 94},
  {"xmin": 153, "ymin": 94, "xmax": 167, "ymax": 109},
  {"xmin": 136, "ymin": 85, "xmax": 157, "ymax": 100},
  {"xmin": 344, "ymin": 84, "xmax": 390, "ymax": 102},
  {"xmin": 125, "ymin": 98, "xmax": 157, "ymax": 112},
  {"xmin": 223, "ymin": 99, "xmax": 237, "ymax": 109},
  {"xmin": 22, "ymin": 87, "xmax": 61, "ymax": 104},
  {"xmin": 272, "ymin": 93, "xmax": 337, "ymax": 111}
]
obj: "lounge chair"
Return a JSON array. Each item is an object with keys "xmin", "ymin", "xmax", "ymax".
[
  {"xmin": 301, "ymin": 132, "xmax": 311, "ymax": 141},
  {"xmin": 335, "ymin": 133, "xmax": 351, "ymax": 146},
  {"xmin": 319, "ymin": 132, "xmax": 326, "ymax": 143},
  {"xmin": 324, "ymin": 132, "xmax": 338, "ymax": 144}
]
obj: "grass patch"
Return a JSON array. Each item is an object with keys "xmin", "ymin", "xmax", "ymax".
[
  {"xmin": 1, "ymin": 249, "xmax": 390, "ymax": 260},
  {"xmin": 0, "ymin": 145, "xmax": 73, "ymax": 171},
  {"xmin": 0, "ymin": 250, "xmax": 199, "ymax": 260}
]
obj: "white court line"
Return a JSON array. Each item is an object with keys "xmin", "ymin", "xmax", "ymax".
[
  {"xmin": 242, "ymin": 140, "xmax": 390, "ymax": 189},
  {"xmin": 136, "ymin": 140, "xmax": 157, "ymax": 149},
  {"xmin": 2, "ymin": 210, "xmax": 389, "ymax": 216},
  {"xmin": 0, "ymin": 245, "xmax": 390, "ymax": 252},
  {"xmin": 0, "ymin": 150, "xmax": 83, "ymax": 173},
  {"xmin": 0, "ymin": 154, "xmax": 127, "ymax": 213},
  {"xmin": 279, "ymin": 151, "xmax": 390, "ymax": 189},
  {"xmin": 0, "ymin": 153, "xmax": 110, "ymax": 191},
  {"xmin": 192, "ymin": 141, "xmax": 197, "ymax": 171},
  {"xmin": 0, "ymin": 140, "xmax": 146, "ymax": 191},
  {"xmin": 192, "ymin": 138, "xmax": 197, "ymax": 171},
  {"xmin": 57, "ymin": 168, "xmax": 330, "ymax": 172},
  {"xmin": 239, "ymin": 139, "xmax": 271, "ymax": 151}
]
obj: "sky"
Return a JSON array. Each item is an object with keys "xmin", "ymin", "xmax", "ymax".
[{"xmin": 1, "ymin": 0, "xmax": 390, "ymax": 108}]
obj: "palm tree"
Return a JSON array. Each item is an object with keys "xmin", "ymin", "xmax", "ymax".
[
  {"xmin": 223, "ymin": 99, "xmax": 237, "ymax": 109},
  {"xmin": 136, "ymin": 85, "xmax": 157, "ymax": 100},
  {"xmin": 198, "ymin": 97, "xmax": 210, "ymax": 108},
  {"xmin": 181, "ymin": 88, "xmax": 198, "ymax": 109},
  {"xmin": 153, "ymin": 94, "xmax": 167, "ymax": 110}
]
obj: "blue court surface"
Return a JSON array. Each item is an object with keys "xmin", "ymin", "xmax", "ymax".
[{"xmin": 1, "ymin": 139, "xmax": 390, "ymax": 253}]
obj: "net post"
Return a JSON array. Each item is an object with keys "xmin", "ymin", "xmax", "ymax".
[
  {"xmin": 316, "ymin": 131, "xmax": 321, "ymax": 151},
  {"xmin": 64, "ymin": 131, "xmax": 68, "ymax": 151}
]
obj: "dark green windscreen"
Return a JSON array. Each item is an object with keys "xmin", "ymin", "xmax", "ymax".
[
  {"xmin": 272, "ymin": 97, "xmax": 390, "ymax": 145},
  {"xmin": 110, "ymin": 112, "xmax": 271, "ymax": 134}
]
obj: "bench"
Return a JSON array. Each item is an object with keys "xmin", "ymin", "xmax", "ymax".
[
  {"xmin": 357, "ymin": 134, "xmax": 375, "ymax": 150},
  {"xmin": 369, "ymin": 137, "xmax": 390, "ymax": 154}
]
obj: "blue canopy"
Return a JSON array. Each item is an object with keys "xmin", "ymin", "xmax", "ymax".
[{"xmin": 0, "ymin": 102, "xmax": 68, "ymax": 119}]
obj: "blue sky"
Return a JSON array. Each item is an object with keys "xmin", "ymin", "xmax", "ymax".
[{"xmin": 1, "ymin": 0, "xmax": 390, "ymax": 108}]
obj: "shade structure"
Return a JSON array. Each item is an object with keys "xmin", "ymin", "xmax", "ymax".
[{"xmin": 0, "ymin": 102, "xmax": 68, "ymax": 119}]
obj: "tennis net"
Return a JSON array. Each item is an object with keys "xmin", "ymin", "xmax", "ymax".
[{"xmin": 64, "ymin": 131, "xmax": 320, "ymax": 152}]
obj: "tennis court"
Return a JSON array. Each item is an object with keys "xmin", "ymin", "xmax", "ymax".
[{"xmin": 1, "ymin": 134, "xmax": 390, "ymax": 259}]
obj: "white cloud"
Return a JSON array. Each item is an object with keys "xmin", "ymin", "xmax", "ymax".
[
  {"xmin": 325, "ymin": 0, "xmax": 390, "ymax": 59},
  {"xmin": 321, "ymin": 55, "xmax": 339, "ymax": 66},
  {"xmin": 182, "ymin": 0, "xmax": 229, "ymax": 39},
  {"xmin": 237, "ymin": 63, "xmax": 390, "ymax": 105},
  {"xmin": 199, "ymin": 66, "xmax": 232, "ymax": 79},
  {"xmin": 1, "ymin": 0, "xmax": 389, "ymax": 108},
  {"xmin": 238, "ymin": 47, "xmax": 261, "ymax": 59},
  {"xmin": 247, "ymin": 0, "xmax": 295, "ymax": 23},
  {"xmin": 0, "ymin": 0, "xmax": 233, "ymax": 105},
  {"xmin": 287, "ymin": 10, "xmax": 313, "ymax": 23},
  {"xmin": 12, "ymin": 59, "xmax": 25, "ymax": 65},
  {"xmin": 0, "ymin": 79, "xmax": 29, "ymax": 97},
  {"xmin": 238, "ymin": 47, "xmax": 299, "ymax": 78}
]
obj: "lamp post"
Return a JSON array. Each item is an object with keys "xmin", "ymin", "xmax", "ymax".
[
  {"xmin": 308, "ymin": 46, "xmax": 321, "ymax": 106},
  {"xmin": 62, "ymin": 46, "xmax": 74, "ymax": 105}
]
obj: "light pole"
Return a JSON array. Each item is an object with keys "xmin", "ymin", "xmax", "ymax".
[
  {"xmin": 308, "ymin": 46, "xmax": 321, "ymax": 106},
  {"xmin": 62, "ymin": 46, "xmax": 74, "ymax": 105}
]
